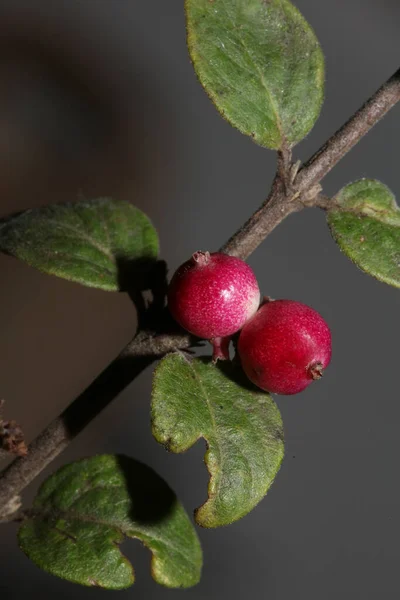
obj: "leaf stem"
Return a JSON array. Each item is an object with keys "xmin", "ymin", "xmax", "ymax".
[{"xmin": 0, "ymin": 66, "xmax": 399, "ymax": 521}]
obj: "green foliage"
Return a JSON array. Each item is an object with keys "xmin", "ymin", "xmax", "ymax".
[
  {"xmin": 0, "ymin": 199, "xmax": 159, "ymax": 291},
  {"xmin": 185, "ymin": 0, "xmax": 324, "ymax": 149},
  {"xmin": 327, "ymin": 179, "xmax": 400, "ymax": 288},
  {"xmin": 151, "ymin": 353, "xmax": 284, "ymax": 527},
  {"xmin": 18, "ymin": 455, "xmax": 202, "ymax": 590}
]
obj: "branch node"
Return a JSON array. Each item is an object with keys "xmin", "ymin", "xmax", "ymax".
[{"xmin": 300, "ymin": 184, "xmax": 323, "ymax": 207}]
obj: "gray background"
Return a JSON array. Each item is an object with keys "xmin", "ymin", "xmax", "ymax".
[{"xmin": 0, "ymin": 1, "xmax": 399, "ymax": 598}]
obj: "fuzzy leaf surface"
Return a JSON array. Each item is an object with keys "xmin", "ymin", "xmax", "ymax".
[
  {"xmin": 0, "ymin": 199, "xmax": 159, "ymax": 291},
  {"xmin": 152, "ymin": 354, "xmax": 284, "ymax": 527},
  {"xmin": 18, "ymin": 455, "xmax": 202, "ymax": 589},
  {"xmin": 186, "ymin": 0, "xmax": 324, "ymax": 149},
  {"xmin": 328, "ymin": 179, "xmax": 400, "ymax": 288}
]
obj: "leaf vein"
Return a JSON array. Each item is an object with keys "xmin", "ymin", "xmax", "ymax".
[
  {"xmin": 38, "ymin": 217, "xmax": 116, "ymax": 263},
  {"xmin": 220, "ymin": 0, "xmax": 284, "ymax": 143}
]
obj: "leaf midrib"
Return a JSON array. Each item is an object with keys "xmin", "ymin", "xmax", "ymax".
[
  {"xmin": 32, "ymin": 249, "xmax": 115, "ymax": 277},
  {"xmin": 38, "ymin": 217, "xmax": 116, "ymax": 263},
  {"xmin": 30, "ymin": 504, "xmax": 197, "ymax": 567},
  {"xmin": 220, "ymin": 0, "xmax": 285, "ymax": 145},
  {"xmin": 182, "ymin": 355, "xmax": 224, "ymax": 497},
  {"xmin": 331, "ymin": 204, "xmax": 400, "ymax": 228}
]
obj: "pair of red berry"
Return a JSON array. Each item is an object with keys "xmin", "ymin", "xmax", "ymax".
[{"xmin": 168, "ymin": 252, "xmax": 332, "ymax": 395}]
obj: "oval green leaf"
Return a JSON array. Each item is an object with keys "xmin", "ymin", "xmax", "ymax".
[
  {"xmin": 151, "ymin": 353, "xmax": 284, "ymax": 528},
  {"xmin": 0, "ymin": 199, "xmax": 159, "ymax": 291},
  {"xmin": 327, "ymin": 179, "xmax": 400, "ymax": 288},
  {"xmin": 185, "ymin": 0, "xmax": 324, "ymax": 149},
  {"xmin": 18, "ymin": 455, "xmax": 202, "ymax": 590}
]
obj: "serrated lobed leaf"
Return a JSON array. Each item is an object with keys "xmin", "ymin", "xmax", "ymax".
[
  {"xmin": 0, "ymin": 199, "xmax": 159, "ymax": 291},
  {"xmin": 327, "ymin": 179, "xmax": 400, "ymax": 288},
  {"xmin": 18, "ymin": 455, "xmax": 202, "ymax": 590},
  {"xmin": 185, "ymin": 0, "xmax": 324, "ymax": 149},
  {"xmin": 151, "ymin": 353, "xmax": 284, "ymax": 528}
]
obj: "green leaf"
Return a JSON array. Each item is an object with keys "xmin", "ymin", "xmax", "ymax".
[
  {"xmin": 185, "ymin": 0, "xmax": 324, "ymax": 149},
  {"xmin": 151, "ymin": 353, "xmax": 284, "ymax": 527},
  {"xmin": 18, "ymin": 455, "xmax": 202, "ymax": 590},
  {"xmin": 0, "ymin": 199, "xmax": 159, "ymax": 291},
  {"xmin": 327, "ymin": 179, "xmax": 400, "ymax": 288}
]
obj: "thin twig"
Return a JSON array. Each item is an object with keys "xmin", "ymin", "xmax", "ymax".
[
  {"xmin": 222, "ymin": 66, "xmax": 400, "ymax": 259},
  {"xmin": 297, "ymin": 67, "xmax": 400, "ymax": 191},
  {"xmin": 0, "ymin": 329, "xmax": 194, "ymax": 518},
  {"xmin": 0, "ymin": 66, "xmax": 399, "ymax": 521},
  {"xmin": 221, "ymin": 168, "xmax": 299, "ymax": 258}
]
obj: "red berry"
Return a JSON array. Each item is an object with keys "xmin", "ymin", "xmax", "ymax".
[
  {"xmin": 168, "ymin": 251, "xmax": 260, "ymax": 339},
  {"xmin": 238, "ymin": 300, "xmax": 332, "ymax": 395}
]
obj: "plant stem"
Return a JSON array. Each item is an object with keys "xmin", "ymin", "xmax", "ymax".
[
  {"xmin": 0, "ymin": 66, "xmax": 399, "ymax": 520},
  {"xmin": 222, "ymin": 66, "xmax": 400, "ymax": 259},
  {"xmin": 0, "ymin": 330, "xmax": 193, "ymax": 518},
  {"xmin": 297, "ymin": 67, "xmax": 400, "ymax": 191},
  {"xmin": 221, "ymin": 169, "xmax": 300, "ymax": 259}
]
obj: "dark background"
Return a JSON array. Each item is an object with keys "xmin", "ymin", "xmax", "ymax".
[{"xmin": 0, "ymin": 1, "xmax": 399, "ymax": 598}]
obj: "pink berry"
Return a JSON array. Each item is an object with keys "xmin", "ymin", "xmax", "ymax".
[
  {"xmin": 168, "ymin": 251, "xmax": 260, "ymax": 340},
  {"xmin": 238, "ymin": 300, "xmax": 332, "ymax": 395}
]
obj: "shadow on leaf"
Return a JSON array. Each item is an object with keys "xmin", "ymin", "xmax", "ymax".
[
  {"xmin": 116, "ymin": 455, "xmax": 176, "ymax": 525},
  {"xmin": 197, "ymin": 355, "xmax": 266, "ymax": 394}
]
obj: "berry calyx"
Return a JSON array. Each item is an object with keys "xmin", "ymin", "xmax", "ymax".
[
  {"xmin": 238, "ymin": 299, "xmax": 332, "ymax": 395},
  {"xmin": 168, "ymin": 251, "xmax": 260, "ymax": 341}
]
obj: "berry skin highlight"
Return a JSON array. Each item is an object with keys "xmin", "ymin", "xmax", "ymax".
[
  {"xmin": 238, "ymin": 299, "xmax": 332, "ymax": 395},
  {"xmin": 168, "ymin": 251, "xmax": 260, "ymax": 340}
]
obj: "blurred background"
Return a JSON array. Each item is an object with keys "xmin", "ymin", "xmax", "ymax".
[{"xmin": 0, "ymin": 0, "xmax": 399, "ymax": 598}]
